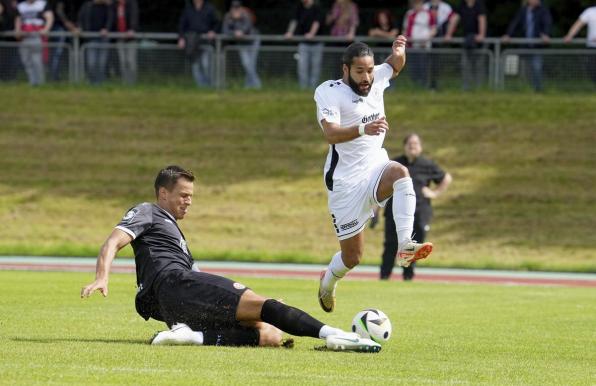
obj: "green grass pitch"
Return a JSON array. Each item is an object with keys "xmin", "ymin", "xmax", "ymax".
[{"xmin": 0, "ymin": 271, "xmax": 594, "ymax": 385}]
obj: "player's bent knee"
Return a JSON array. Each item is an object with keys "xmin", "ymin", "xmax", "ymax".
[{"xmin": 389, "ymin": 163, "xmax": 409, "ymax": 181}]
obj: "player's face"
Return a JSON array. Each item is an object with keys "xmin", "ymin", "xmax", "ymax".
[
  {"xmin": 163, "ymin": 179, "xmax": 194, "ymax": 220},
  {"xmin": 404, "ymin": 135, "xmax": 422, "ymax": 159},
  {"xmin": 345, "ymin": 56, "xmax": 375, "ymax": 97}
]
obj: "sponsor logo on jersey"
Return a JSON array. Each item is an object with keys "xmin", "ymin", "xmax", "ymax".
[
  {"xmin": 340, "ymin": 219, "xmax": 359, "ymax": 231},
  {"xmin": 352, "ymin": 97, "xmax": 364, "ymax": 103},
  {"xmin": 233, "ymin": 282, "xmax": 246, "ymax": 290},
  {"xmin": 322, "ymin": 108, "xmax": 335, "ymax": 117},
  {"xmin": 362, "ymin": 112, "xmax": 381, "ymax": 124},
  {"xmin": 179, "ymin": 238, "xmax": 189, "ymax": 255},
  {"xmin": 122, "ymin": 208, "xmax": 138, "ymax": 222}
]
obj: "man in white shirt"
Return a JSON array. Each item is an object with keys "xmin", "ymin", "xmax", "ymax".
[
  {"xmin": 313, "ymin": 36, "xmax": 433, "ymax": 312},
  {"xmin": 564, "ymin": 6, "xmax": 596, "ymax": 84}
]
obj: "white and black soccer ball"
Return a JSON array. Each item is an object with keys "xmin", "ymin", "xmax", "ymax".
[{"xmin": 351, "ymin": 309, "xmax": 392, "ymax": 344}]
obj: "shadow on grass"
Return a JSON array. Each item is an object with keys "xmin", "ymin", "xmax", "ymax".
[{"xmin": 12, "ymin": 337, "xmax": 149, "ymax": 345}]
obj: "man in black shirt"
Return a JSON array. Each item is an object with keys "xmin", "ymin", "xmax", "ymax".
[
  {"xmin": 284, "ymin": 0, "xmax": 323, "ymax": 89},
  {"xmin": 375, "ymin": 134, "xmax": 452, "ymax": 280},
  {"xmin": 178, "ymin": 0, "xmax": 219, "ymax": 87},
  {"xmin": 81, "ymin": 165, "xmax": 381, "ymax": 352},
  {"xmin": 78, "ymin": 0, "xmax": 113, "ymax": 84},
  {"xmin": 444, "ymin": 0, "xmax": 487, "ymax": 90}
]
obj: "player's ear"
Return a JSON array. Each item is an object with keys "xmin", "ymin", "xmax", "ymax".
[{"xmin": 342, "ymin": 64, "xmax": 349, "ymax": 77}]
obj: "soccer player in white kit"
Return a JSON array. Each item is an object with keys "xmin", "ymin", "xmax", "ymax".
[{"xmin": 314, "ymin": 36, "xmax": 433, "ymax": 312}]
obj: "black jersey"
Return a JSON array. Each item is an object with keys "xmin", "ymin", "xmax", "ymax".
[
  {"xmin": 115, "ymin": 202, "xmax": 194, "ymax": 320},
  {"xmin": 393, "ymin": 155, "xmax": 446, "ymax": 211}
]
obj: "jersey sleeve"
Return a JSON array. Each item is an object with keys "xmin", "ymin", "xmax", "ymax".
[
  {"xmin": 314, "ymin": 83, "xmax": 341, "ymax": 127},
  {"xmin": 429, "ymin": 160, "xmax": 446, "ymax": 184},
  {"xmin": 374, "ymin": 63, "xmax": 394, "ymax": 89},
  {"xmin": 579, "ymin": 9, "xmax": 592, "ymax": 23},
  {"xmin": 115, "ymin": 203, "xmax": 153, "ymax": 240}
]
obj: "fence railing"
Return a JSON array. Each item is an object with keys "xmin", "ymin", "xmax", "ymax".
[{"xmin": 0, "ymin": 32, "xmax": 594, "ymax": 91}]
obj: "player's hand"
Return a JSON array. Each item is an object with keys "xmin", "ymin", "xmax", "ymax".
[
  {"xmin": 81, "ymin": 278, "xmax": 109, "ymax": 298},
  {"xmin": 392, "ymin": 35, "xmax": 407, "ymax": 56},
  {"xmin": 421, "ymin": 186, "xmax": 437, "ymax": 199},
  {"xmin": 364, "ymin": 117, "xmax": 389, "ymax": 136}
]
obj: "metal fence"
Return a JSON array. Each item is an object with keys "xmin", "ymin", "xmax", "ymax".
[{"xmin": 0, "ymin": 32, "xmax": 594, "ymax": 91}]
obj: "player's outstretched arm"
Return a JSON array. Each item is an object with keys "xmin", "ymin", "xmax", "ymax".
[
  {"xmin": 385, "ymin": 35, "xmax": 407, "ymax": 78},
  {"xmin": 321, "ymin": 118, "xmax": 388, "ymax": 145},
  {"xmin": 80, "ymin": 229, "xmax": 132, "ymax": 298}
]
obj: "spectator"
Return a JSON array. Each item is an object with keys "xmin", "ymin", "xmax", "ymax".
[
  {"xmin": 0, "ymin": 0, "xmax": 19, "ymax": 81},
  {"xmin": 222, "ymin": 0, "xmax": 261, "ymax": 89},
  {"xmin": 403, "ymin": 0, "xmax": 436, "ymax": 88},
  {"xmin": 284, "ymin": 0, "xmax": 323, "ymax": 89},
  {"xmin": 178, "ymin": 0, "xmax": 219, "ymax": 88},
  {"xmin": 564, "ymin": 5, "xmax": 596, "ymax": 86},
  {"xmin": 326, "ymin": 0, "xmax": 358, "ymax": 41},
  {"xmin": 445, "ymin": 0, "xmax": 487, "ymax": 91},
  {"xmin": 49, "ymin": 1, "xmax": 79, "ymax": 81},
  {"xmin": 112, "ymin": 0, "xmax": 139, "ymax": 84},
  {"xmin": 374, "ymin": 134, "xmax": 452, "ymax": 281},
  {"xmin": 78, "ymin": 0, "xmax": 113, "ymax": 85},
  {"xmin": 424, "ymin": 0, "xmax": 455, "ymax": 90},
  {"xmin": 502, "ymin": 0, "xmax": 552, "ymax": 92},
  {"xmin": 15, "ymin": 0, "xmax": 54, "ymax": 86},
  {"xmin": 368, "ymin": 9, "xmax": 398, "ymax": 39},
  {"xmin": 424, "ymin": 0, "xmax": 454, "ymax": 36}
]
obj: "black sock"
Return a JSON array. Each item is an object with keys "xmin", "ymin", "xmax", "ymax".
[
  {"xmin": 260, "ymin": 299, "xmax": 324, "ymax": 338},
  {"xmin": 203, "ymin": 328, "xmax": 260, "ymax": 346}
]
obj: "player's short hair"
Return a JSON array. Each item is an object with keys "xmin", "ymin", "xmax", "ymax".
[
  {"xmin": 342, "ymin": 42, "xmax": 374, "ymax": 67},
  {"xmin": 154, "ymin": 165, "xmax": 195, "ymax": 198}
]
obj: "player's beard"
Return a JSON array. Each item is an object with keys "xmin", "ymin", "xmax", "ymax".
[{"xmin": 348, "ymin": 74, "xmax": 374, "ymax": 97}]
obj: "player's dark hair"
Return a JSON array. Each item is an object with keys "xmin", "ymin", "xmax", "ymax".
[
  {"xmin": 154, "ymin": 165, "xmax": 195, "ymax": 198},
  {"xmin": 403, "ymin": 133, "xmax": 421, "ymax": 145},
  {"xmin": 342, "ymin": 42, "xmax": 374, "ymax": 67}
]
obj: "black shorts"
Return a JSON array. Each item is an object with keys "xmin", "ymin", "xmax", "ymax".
[{"xmin": 155, "ymin": 269, "xmax": 249, "ymax": 331}]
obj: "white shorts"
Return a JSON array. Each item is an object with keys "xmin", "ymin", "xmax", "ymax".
[{"xmin": 328, "ymin": 161, "xmax": 392, "ymax": 240}]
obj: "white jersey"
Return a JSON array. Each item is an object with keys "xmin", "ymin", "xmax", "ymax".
[
  {"xmin": 580, "ymin": 7, "xmax": 596, "ymax": 48},
  {"xmin": 314, "ymin": 63, "xmax": 393, "ymax": 192}
]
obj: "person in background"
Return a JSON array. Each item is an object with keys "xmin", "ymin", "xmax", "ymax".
[
  {"xmin": 112, "ymin": 0, "xmax": 138, "ymax": 84},
  {"xmin": 223, "ymin": 0, "xmax": 261, "ymax": 89},
  {"xmin": 445, "ymin": 0, "xmax": 487, "ymax": 91},
  {"xmin": 15, "ymin": 0, "xmax": 54, "ymax": 86},
  {"xmin": 0, "ymin": 0, "xmax": 19, "ymax": 81},
  {"xmin": 368, "ymin": 9, "xmax": 398, "ymax": 40},
  {"xmin": 284, "ymin": 0, "xmax": 323, "ymax": 89},
  {"xmin": 78, "ymin": 0, "xmax": 113, "ymax": 85},
  {"xmin": 375, "ymin": 134, "xmax": 452, "ymax": 281},
  {"xmin": 502, "ymin": 0, "xmax": 552, "ymax": 92},
  {"xmin": 49, "ymin": 0, "xmax": 79, "ymax": 81},
  {"xmin": 326, "ymin": 0, "xmax": 358, "ymax": 41},
  {"xmin": 424, "ymin": 0, "xmax": 455, "ymax": 90},
  {"xmin": 178, "ymin": 0, "xmax": 219, "ymax": 88},
  {"xmin": 565, "ymin": 5, "xmax": 596, "ymax": 86},
  {"xmin": 402, "ymin": 0, "xmax": 436, "ymax": 88}
]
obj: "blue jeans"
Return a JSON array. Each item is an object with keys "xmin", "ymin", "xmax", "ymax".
[
  {"xmin": 527, "ymin": 54, "xmax": 543, "ymax": 92},
  {"xmin": 19, "ymin": 36, "xmax": 45, "ymax": 85},
  {"xmin": 191, "ymin": 48, "xmax": 212, "ymax": 87},
  {"xmin": 86, "ymin": 38, "xmax": 109, "ymax": 84},
  {"xmin": 50, "ymin": 26, "xmax": 67, "ymax": 81},
  {"xmin": 297, "ymin": 43, "xmax": 323, "ymax": 89},
  {"xmin": 238, "ymin": 39, "xmax": 261, "ymax": 89}
]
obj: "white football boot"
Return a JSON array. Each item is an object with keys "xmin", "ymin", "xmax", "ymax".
[
  {"xmin": 150, "ymin": 323, "xmax": 201, "ymax": 346},
  {"xmin": 326, "ymin": 332, "xmax": 382, "ymax": 353},
  {"xmin": 396, "ymin": 240, "xmax": 433, "ymax": 267},
  {"xmin": 318, "ymin": 270, "xmax": 336, "ymax": 313}
]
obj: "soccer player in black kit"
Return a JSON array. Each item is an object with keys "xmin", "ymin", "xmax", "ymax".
[{"xmin": 81, "ymin": 165, "xmax": 380, "ymax": 352}]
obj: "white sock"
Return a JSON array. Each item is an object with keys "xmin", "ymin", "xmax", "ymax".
[
  {"xmin": 392, "ymin": 177, "xmax": 416, "ymax": 246},
  {"xmin": 322, "ymin": 251, "xmax": 350, "ymax": 290},
  {"xmin": 318, "ymin": 325, "xmax": 345, "ymax": 339}
]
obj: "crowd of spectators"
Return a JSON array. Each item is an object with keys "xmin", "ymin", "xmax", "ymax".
[{"xmin": 0, "ymin": 0, "xmax": 595, "ymax": 90}]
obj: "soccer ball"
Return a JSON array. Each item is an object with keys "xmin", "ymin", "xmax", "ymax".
[{"xmin": 351, "ymin": 309, "xmax": 392, "ymax": 344}]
